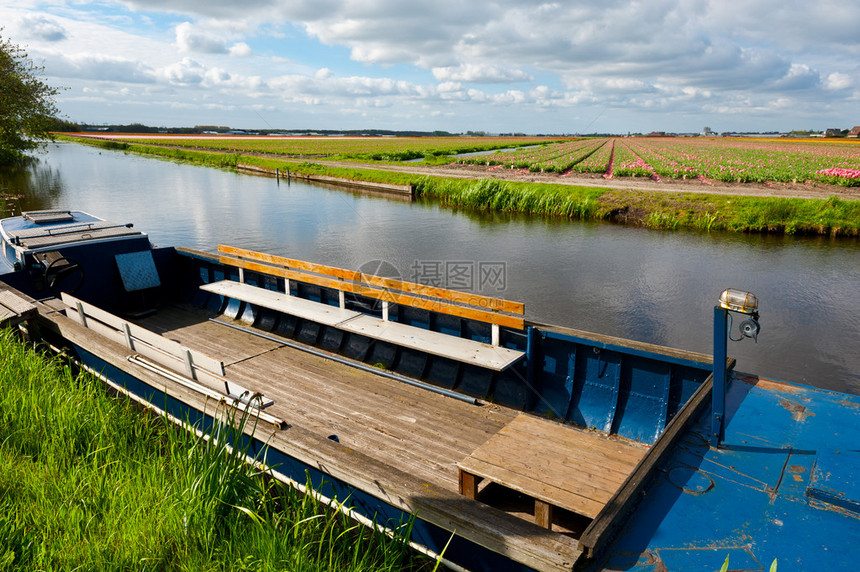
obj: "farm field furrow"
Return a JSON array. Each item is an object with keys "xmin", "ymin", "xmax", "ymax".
[
  {"xmin": 567, "ymin": 139, "xmax": 613, "ymax": 175},
  {"xmin": 467, "ymin": 137, "xmax": 860, "ymax": 186},
  {"xmin": 607, "ymin": 141, "xmax": 658, "ymax": 179},
  {"xmin": 460, "ymin": 138, "xmax": 602, "ymax": 173}
]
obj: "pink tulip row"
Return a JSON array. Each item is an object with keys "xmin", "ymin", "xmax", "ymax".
[
  {"xmin": 565, "ymin": 140, "xmax": 614, "ymax": 175},
  {"xmin": 465, "ymin": 138, "xmax": 605, "ymax": 172},
  {"xmin": 817, "ymin": 168, "xmax": 860, "ymax": 179},
  {"xmin": 618, "ymin": 138, "xmax": 860, "ymax": 184},
  {"xmin": 609, "ymin": 141, "xmax": 660, "ymax": 179}
]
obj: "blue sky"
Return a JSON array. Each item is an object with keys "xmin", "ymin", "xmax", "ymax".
[{"xmin": 3, "ymin": 0, "xmax": 859, "ymax": 134}]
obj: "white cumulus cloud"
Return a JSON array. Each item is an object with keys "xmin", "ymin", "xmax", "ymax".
[
  {"xmin": 229, "ymin": 42, "xmax": 252, "ymax": 57},
  {"xmin": 49, "ymin": 53, "xmax": 156, "ymax": 83},
  {"xmin": 175, "ymin": 21, "xmax": 229, "ymax": 54},
  {"xmin": 825, "ymin": 72, "xmax": 853, "ymax": 90},
  {"xmin": 19, "ymin": 14, "xmax": 67, "ymax": 42},
  {"xmin": 432, "ymin": 64, "xmax": 532, "ymax": 84}
]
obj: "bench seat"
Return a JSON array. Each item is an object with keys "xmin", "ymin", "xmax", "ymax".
[
  {"xmin": 201, "ymin": 280, "xmax": 525, "ymax": 371},
  {"xmin": 339, "ymin": 314, "xmax": 524, "ymax": 371},
  {"xmin": 201, "ymin": 280, "xmax": 362, "ymax": 327}
]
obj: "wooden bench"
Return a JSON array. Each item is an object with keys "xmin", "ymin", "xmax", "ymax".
[
  {"xmin": 61, "ymin": 292, "xmax": 273, "ymax": 409},
  {"xmin": 457, "ymin": 414, "xmax": 647, "ymax": 529},
  {"xmin": 201, "ymin": 245, "xmax": 526, "ymax": 371}
]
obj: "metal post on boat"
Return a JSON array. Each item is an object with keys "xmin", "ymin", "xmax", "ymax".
[
  {"xmin": 712, "ymin": 306, "xmax": 728, "ymax": 447},
  {"xmin": 712, "ymin": 288, "xmax": 761, "ymax": 448}
]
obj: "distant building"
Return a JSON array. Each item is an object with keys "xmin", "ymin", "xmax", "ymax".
[
  {"xmin": 848, "ymin": 126, "xmax": 860, "ymax": 138},
  {"xmin": 824, "ymin": 128, "xmax": 843, "ymax": 137}
]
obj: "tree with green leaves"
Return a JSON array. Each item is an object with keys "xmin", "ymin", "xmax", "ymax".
[{"xmin": 0, "ymin": 32, "xmax": 61, "ymax": 164}]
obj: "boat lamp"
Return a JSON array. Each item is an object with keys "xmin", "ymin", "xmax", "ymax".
[
  {"xmin": 718, "ymin": 288, "xmax": 758, "ymax": 315},
  {"xmin": 718, "ymin": 288, "xmax": 760, "ymax": 342}
]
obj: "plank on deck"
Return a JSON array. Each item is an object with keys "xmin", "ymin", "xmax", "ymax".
[
  {"xmin": 229, "ymin": 346, "xmax": 512, "ymax": 489},
  {"xmin": 458, "ymin": 413, "xmax": 647, "ymax": 520},
  {"xmin": 135, "ymin": 307, "xmax": 283, "ymax": 366},
  {"xmin": 134, "ymin": 307, "xmax": 517, "ymax": 491},
  {"xmin": 0, "ymin": 288, "xmax": 37, "ymax": 327}
]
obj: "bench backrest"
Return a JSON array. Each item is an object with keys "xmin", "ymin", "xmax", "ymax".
[{"xmin": 217, "ymin": 245, "xmax": 525, "ymax": 330}]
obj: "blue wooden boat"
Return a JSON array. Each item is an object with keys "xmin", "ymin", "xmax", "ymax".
[{"xmin": 1, "ymin": 209, "xmax": 857, "ymax": 571}]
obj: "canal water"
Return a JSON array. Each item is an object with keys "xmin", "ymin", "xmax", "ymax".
[{"xmin": 3, "ymin": 142, "xmax": 858, "ymax": 394}]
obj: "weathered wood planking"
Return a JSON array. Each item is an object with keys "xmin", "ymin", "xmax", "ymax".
[
  {"xmin": 135, "ymin": 309, "xmax": 282, "ymax": 366},
  {"xmin": 0, "ymin": 287, "xmax": 37, "ymax": 327},
  {"xmin": 35, "ymin": 302, "xmax": 580, "ymax": 572},
  {"xmin": 61, "ymin": 293, "xmax": 225, "ymax": 377},
  {"xmin": 59, "ymin": 295, "xmax": 278, "ymax": 408},
  {"xmin": 458, "ymin": 414, "xmax": 647, "ymax": 523},
  {"xmin": 230, "ymin": 348, "xmax": 502, "ymax": 488},
  {"xmin": 131, "ymin": 307, "xmax": 517, "ymax": 489}
]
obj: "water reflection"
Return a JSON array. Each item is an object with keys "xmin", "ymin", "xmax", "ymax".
[
  {"xmin": 2, "ymin": 142, "xmax": 858, "ymax": 393},
  {"xmin": 0, "ymin": 158, "xmax": 63, "ymax": 212}
]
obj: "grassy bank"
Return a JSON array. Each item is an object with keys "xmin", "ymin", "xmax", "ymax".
[
  {"xmin": 416, "ymin": 178, "xmax": 859, "ymax": 236},
  {"xmin": 597, "ymin": 189, "xmax": 860, "ymax": 235},
  {"xmin": 62, "ymin": 136, "xmax": 860, "ymax": 236},
  {"xmin": 0, "ymin": 328, "xmax": 431, "ymax": 571}
]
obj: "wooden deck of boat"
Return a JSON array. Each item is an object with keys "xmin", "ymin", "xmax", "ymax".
[
  {"xmin": 31, "ymin": 298, "xmax": 656, "ymax": 571},
  {"xmin": 135, "ymin": 304, "xmax": 518, "ymax": 493}
]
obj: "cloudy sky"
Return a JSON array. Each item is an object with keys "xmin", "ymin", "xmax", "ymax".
[{"xmin": 2, "ymin": 1, "xmax": 858, "ymax": 134}]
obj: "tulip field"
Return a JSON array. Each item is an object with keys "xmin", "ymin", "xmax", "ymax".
[
  {"xmin": 461, "ymin": 137, "xmax": 860, "ymax": 186},
  {"xmin": 106, "ymin": 135, "xmax": 551, "ymax": 161},
  {"xmin": 77, "ymin": 132, "xmax": 860, "ymax": 186}
]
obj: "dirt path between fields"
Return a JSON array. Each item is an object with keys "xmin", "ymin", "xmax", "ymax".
[{"xmin": 313, "ymin": 159, "xmax": 860, "ymax": 201}]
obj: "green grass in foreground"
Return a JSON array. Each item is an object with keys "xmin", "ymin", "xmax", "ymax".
[
  {"xmin": 0, "ymin": 329, "xmax": 431, "ymax": 571},
  {"xmin": 62, "ymin": 136, "xmax": 860, "ymax": 236}
]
